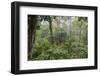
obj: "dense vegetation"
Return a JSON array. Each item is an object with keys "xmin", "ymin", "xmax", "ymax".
[{"xmin": 28, "ymin": 15, "xmax": 88, "ymax": 60}]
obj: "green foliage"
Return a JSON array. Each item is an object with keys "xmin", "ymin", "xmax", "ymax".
[{"xmin": 28, "ymin": 16, "xmax": 88, "ymax": 60}]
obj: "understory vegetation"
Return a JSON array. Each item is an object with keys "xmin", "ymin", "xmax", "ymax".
[{"xmin": 28, "ymin": 15, "xmax": 88, "ymax": 60}]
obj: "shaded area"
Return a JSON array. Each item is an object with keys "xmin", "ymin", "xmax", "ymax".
[{"xmin": 28, "ymin": 15, "xmax": 88, "ymax": 60}]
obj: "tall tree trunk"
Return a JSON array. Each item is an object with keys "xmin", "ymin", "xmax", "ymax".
[
  {"xmin": 28, "ymin": 15, "xmax": 37, "ymax": 59},
  {"xmin": 79, "ymin": 21, "xmax": 82, "ymax": 45},
  {"xmin": 49, "ymin": 18, "xmax": 53, "ymax": 44},
  {"xmin": 78, "ymin": 18, "xmax": 82, "ymax": 52},
  {"xmin": 68, "ymin": 16, "xmax": 72, "ymax": 52}
]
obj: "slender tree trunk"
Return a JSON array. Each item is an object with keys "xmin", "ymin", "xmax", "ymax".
[
  {"xmin": 78, "ymin": 20, "xmax": 82, "ymax": 53},
  {"xmin": 28, "ymin": 15, "xmax": 37, "ymax": 59},
  {"xmin": 28, "ymin": 30, "xmax": 33, "ymax": 58},
  {"xmin": 79, "ymin": 21, "xmax": 82, "ymax": 44},
  {"xmin": 68, "ymin": 16, "xmax": 72, "ymax": 52},
  {"xmin": 49, "ymin": 18, "xmax": 53, "ymax": 44}
]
